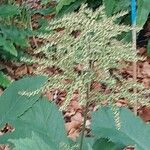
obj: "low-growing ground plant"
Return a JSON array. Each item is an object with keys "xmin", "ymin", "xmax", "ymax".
[
  {"xmin": 20, "ymin": 5, "xmax": 150, "ymax": 149},
  {"xmin": 1, "ymin": 2, "xmax": 150, "ymax": 150},
  {"xmin": 0, "ymin": 76, "xmax": 150, "ymax": 150}
]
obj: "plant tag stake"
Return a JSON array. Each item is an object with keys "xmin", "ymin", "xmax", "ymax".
[{"xmin": 131, "ymin": 0, "xmax": 138, "ymax": 115}]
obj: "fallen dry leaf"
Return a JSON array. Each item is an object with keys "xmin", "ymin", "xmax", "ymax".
[
  {"xmin": 68, "ymin": 129, "xmax": 79, "ymax": 141},
  {"xmin": 116, "ymin": 99, "xmax": 128, "ymax": 107},
  {"xmin": 142, "ymin": 77, "xmax": 150, "ymax": 88},
  {"xmin": 65, "ymin": 121, "xmax": 81, "ymax": 133},
  {"xmin": 124, "ymin": 146, "xmax": 135, "ymax": 150},
  {"xmin": 142, "ymin": 62, "xmax": 150, "ymax": 77},
  {"xmin": 91, "ymin": 81, "xmax": 101, "ymax": 91},
  {"xmin": 138, "ymin": 106, "xmax": 150, "ymax": 122},
  {"xmin": 71, "ymin": 112, "xmax": 83, "ymax": 123},
  {"xmin": 14, "ymin": 65, "xmax": 33, "ymax": 78},
  {"xmin": 14, "ymin": 64, "xmax": 28, "ymax": 77},
  {"xmin": 68, "ymin": 100, "xmax": 82, "ymax": 112},
  {"xmin": 0, "ymin": 123, "xmax": 15, "ymax": 136},
  {"xmin": 0, "ymin": 145, "xmax": 10, "ymax": 150},
  {"xmin": 0, "ymin": 88, "xmax": 3, "ymax": 96},
  {"xmin": 44, "ymin": 66, "xmax": 63, "ymax": 76},
  {"xmin": 85, "ymin": 120, "xmax": 91, "ymax": 129},
  {"xmin": 138, "ymin": 47, "xmax": 146, "ymax": 55}
]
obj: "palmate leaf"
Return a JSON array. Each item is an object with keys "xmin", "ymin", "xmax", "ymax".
[
  {"xmin": 19, "ymin": 100, "xmax": 69, "ymax": 147},
  {"xmin": 0, "ymin": 76, "xmax": 47, "ymax": 128},
  {"xmin": 9, "ymin": 132, "xmax": 56, "ymax": 150},
  {"xmin": 0, "ymin": 100, "xmax": 69, "ymax": 149},
  {"xmin": 91, "ymin": 107, "xmax": 150, "ymax": 150},
  {"xmin": 0, "ymin": 72, "xmax": 11, "ymax": 88}
]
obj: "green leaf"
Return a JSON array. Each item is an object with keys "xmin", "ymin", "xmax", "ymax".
[
  {"xmin": 91, "ymin": 107, "xmax": 150, "ymax": 150},
  {"xmin": 33, "ymin": 7, "xmax": 55, "ymax": 15},
  {"xmin": 93, "ymin": 138, "xmax": 123, "ymax": 150},
  {"xmin": 103, "ymin": 0, "xmax": 116, "ymax": 16},
  {"xmin": 3, "ymin": 40, "xmax": 18, "ymax": 56},
  {"xmin": 0, "ymin": 5, "xmax": 20, "ymax": 17},
  {"xmin": 147, "ymin": 39, "xmax": 150, "ymax": 56},
  {"xmin": 9, "ymin": 132, "xmax": 57, "ymax": 150},
  {"xmin": 0, "ymin": 35, "xmax": 5, "ymax": 45},
  {"xmin": 0, "ymin": 119, "xmax": 30, "ymax": 144},
  {"xmin": 86, "ymin": 0, "xmax": 102, "ymax": 10},
  {"xmin": 0, "ymin": 76, "xmax": 47, "ymax": 128},
  {"xmin": 113, "ymin": 0, "xmax": 130, "ymax": 13},
  {"xmin": 41, "ymin": 0, "xmax": 53, "ymax": 5},
  {"xmin": 19, "ymin": 100, "xmax": 68, "ymax": 148},
  {"xmin": 0, "ymin": 72, "xmax": 11, "ymax": 88},
  {"xmin": 137, "ymin": 0, "xmax": 150, "ymax": 27},
  {"xmin": 56, "ymin": 0, "xmax": 86, "ymax": 17},
  {"xmin": 0, "ymin": 25, "xmax": 31, "ymax": 48},
  {"xmin": 56, "ymin": 0, "xmax": 77, "ymax": 13},
  {"xmin": 76, "ymin": 137, "xmax": 95, "ymax": 150},
  {"xmin": 0, "ymin": 35, "xmax": 17, "ymax": 56},
  {"xmin": 0, "ymin": 100, "xmax": 68, "ymax": 149}
]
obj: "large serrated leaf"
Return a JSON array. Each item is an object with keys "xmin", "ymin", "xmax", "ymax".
[
  {"xmin": 9, "ymin": 132, "xmax": 56, "ymax": 150},
  {"xmin": 19, "ymin": 100, "xmax": 68, "ymax": 147},
  {"xmin": 91, "ymin": 107, "xmax": 150, "ymax": 150},
  {"xmin": 0, "ymin": 100, "xmax": 68, "ymax": 148},
  {"xmin": 0, "ymin": 76, "xmax": 47, "ymax": 128}
]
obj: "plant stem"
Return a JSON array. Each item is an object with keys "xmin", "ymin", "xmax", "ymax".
[
  {"xmin": 133, "ymin": 61, "xmax": 137, "ymax": 115},
  {"xmin": 79, "ymin": 38, "xmax": 93, "ymax": 150},
  {"xmin": 132, "ymin": 23, "xmax": 137, "ymax": 116},
  {"xmin": 79, "ymin": 84, "xmax": 90, "ymax": 150},
  {"xmin": 29, "ymin": 14, "xmax": 38, "ymax": 49}
]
